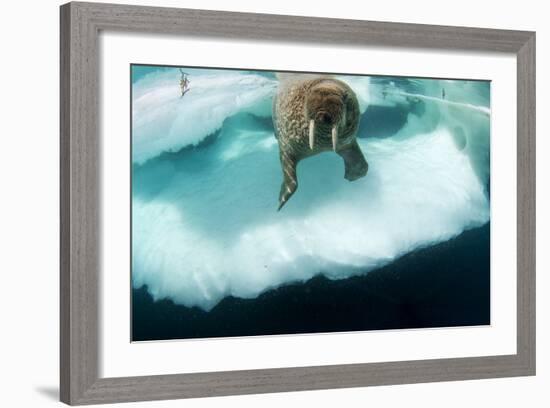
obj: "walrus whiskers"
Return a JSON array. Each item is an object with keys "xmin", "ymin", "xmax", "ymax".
[
  {"xmin": 332, "ymin": 126, "xmax": 338, "ymax": 151},
  {"xmin": 309, "ymin": 120, "xmax": 315, "ymax": 150}
]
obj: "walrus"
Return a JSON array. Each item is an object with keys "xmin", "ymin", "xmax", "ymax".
[{"xmin": 273, "ymin": 74, "xmax": 368, "ymax": 210}]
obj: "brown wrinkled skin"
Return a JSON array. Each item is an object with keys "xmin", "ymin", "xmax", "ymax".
[{"xmin": 273, "ymin": 75, "xmax": 368, "ymax": 210}]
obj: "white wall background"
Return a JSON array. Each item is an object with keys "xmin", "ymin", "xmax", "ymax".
[{"xmin": 0, "ymin": 0, "xmax": 546, "ymax": 407}]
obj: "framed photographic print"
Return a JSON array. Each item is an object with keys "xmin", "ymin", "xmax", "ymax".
[{"xmin": 60, "ymin": 1, "xmax": 536, "ymax": 405}]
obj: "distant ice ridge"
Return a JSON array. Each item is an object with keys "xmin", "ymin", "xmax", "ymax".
[
  {"xmin": 132, "ymin": 70, "xmax": 278, "ymax": 164},
  {"xmin": 367, "ymin": 78, "xmax": 491, "ymax": 187}
]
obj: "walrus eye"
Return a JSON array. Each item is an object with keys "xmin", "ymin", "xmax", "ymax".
[{"xmin": 342, "ymin": 91, "xmax": 350, "ymax": 103}]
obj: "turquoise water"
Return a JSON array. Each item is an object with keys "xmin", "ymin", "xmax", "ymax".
[{"xmin": 131, "ymin": 65, "xmax": 490, "ymax": 313}]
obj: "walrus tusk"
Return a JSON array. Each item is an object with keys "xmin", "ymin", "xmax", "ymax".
[
  {"xmin": 332, "ymin": 126, "xmax": 338, "ymax": 151},
  {"xmin": 309, "ymin": 120, "xmax": 315, "ymax": 149}
]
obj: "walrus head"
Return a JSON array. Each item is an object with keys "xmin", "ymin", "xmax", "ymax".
[{"xmin": 305, "ymin": 79, "xmax": 351, "ymax": 151}]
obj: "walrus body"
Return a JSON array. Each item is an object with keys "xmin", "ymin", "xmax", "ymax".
[{"xmin": 273, "ymin": 75, "xmax": 368, "ymax": 210}]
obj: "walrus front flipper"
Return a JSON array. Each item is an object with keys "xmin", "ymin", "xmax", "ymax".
[
  {"xmin": 338, "ymin": 141, "xmax": 368, "ymax": 181},
  {"xmin": 278, "ymin": 152, "xmax": 298, "ymax": 211}
]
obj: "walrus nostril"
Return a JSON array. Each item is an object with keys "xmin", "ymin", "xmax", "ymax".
[{"xmin": 317, "ymin": 112, "xmax": 331, "ymax": 124}]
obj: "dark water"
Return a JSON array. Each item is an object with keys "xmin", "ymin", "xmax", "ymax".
[{"xmin": 132, "ymin": 223, "xmax": 490, "ymax": 341}]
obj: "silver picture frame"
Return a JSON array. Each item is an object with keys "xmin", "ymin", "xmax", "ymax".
[{"xmin": 60, "ymin": 2, "xmax": 536, "ymax": 405}]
